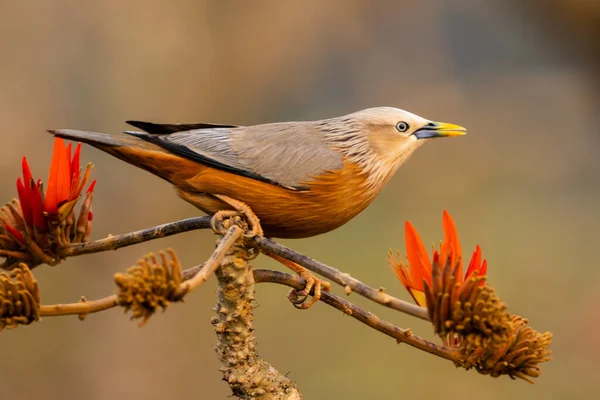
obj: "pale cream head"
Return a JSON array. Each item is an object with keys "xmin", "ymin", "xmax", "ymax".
[{"xmin": 328, "ymin": 107, "xmax": 467, "ymax": 191}]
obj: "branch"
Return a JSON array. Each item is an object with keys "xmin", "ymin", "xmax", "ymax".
[
  {"xmin": 177, "ymin": 225, "xmax": 243, "ymax": 295},
  {"xmin": 36, "ymin": 266, "xmax": 461, "ymax": 365},
  {"xmin": 37, "ymin": 225, "xmax": 240, "ymax": 320},
  {"xmin": 39, "ymin": 295, "xmax": 117, "ymax": 319},
  {"xmin": 40, "ymin": 231, "xmax": 430, "ymax": 328},
  {"xmin": 62, "ymin": 216, "xmax": 212, "ymax": 256},
  {"xmin": 249, "ymin": 236, "xmax": 429, "ymax": 321},
  {"xmin": 35, "ymin": 262, "xmax": 460, "ymax": 371},
  {"xmin": 253, "ymin": 269, "xmax": 463, "ymax": 364},
  {"xmin": 36, "ymin": 261, "xmax": 208, "ymax": 319},
  {"xmin": 60, "ymin": 216, "xmax": 427, "ymax": 321},
  {"xmin": 212, "ymin": 222, "xmax": 300, "ymax": 399}
]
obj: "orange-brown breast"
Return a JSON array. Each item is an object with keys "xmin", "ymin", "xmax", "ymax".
[
  {"xmin": 112, "ymin": 146, "xmax": 379, "ymax": 238},
  {"xmin": 182, "ymin": 161, "xmax": 378, "ymax": 238}
]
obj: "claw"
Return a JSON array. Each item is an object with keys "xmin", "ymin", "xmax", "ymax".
[
  {"xmin": 268, "ymin": 253, "xmax": 331, "ymax": 309},
  {"xmin": 213, "ymin": 194, "xmax": 263, "ymax": 237},
  {"xmin": 210, "ymin": 210, "xmax": 239, "ymax": 234}
]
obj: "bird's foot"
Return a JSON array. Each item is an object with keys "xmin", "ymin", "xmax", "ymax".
[
  {"xmin": 268, "ymin": 253, "xmax": 331, "ymax": 309},
  {"xmin": 210, "ymin": 210, "xmax": 240, "ymax": 234},
  {"xmin": 213, "ymin": 194, "xmax": 263, "ymax": 237},
  {"xmin": 287, "ymin": 268, "xmax": 331, "ymax": 309}
]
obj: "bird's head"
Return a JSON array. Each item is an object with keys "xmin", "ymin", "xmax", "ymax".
[
  {"xmin": 355, "ymin": 106, "xmax": 466, "ymax": 162},
  {"xmin": 332, "ymin": 107, "xmax": 467, "ymax": 189}
]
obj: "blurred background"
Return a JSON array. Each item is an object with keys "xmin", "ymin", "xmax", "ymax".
[{"xmin": 1, "ymin": 1, "xmax": 598, "ymax": 399}]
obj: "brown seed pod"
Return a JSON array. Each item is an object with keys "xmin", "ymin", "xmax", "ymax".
[{"xmin": 114, "ymin": 249, "xmax": 185, "ymax": 326}]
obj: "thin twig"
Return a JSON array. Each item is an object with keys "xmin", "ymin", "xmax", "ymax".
[
  {"xmin": 37, "ymin": 263, "xmax": 202, "ymax": 318},
  {"xmin": 253, "ymin": 269, "xmax": 463, "ymax": 364},
  {"xmin": 177, "ymin": 225, "xmax": 243, "ymax": 295},
  {"xmin": 39, "ymin": 295, "xmax": 117, "ymax": 318},
  {"xmin": 249, "ymin": 236, "xmax": 429, "ymax": 321},
  {"xmin": 63, "ymin": 216, "xmax": 212, "ymax": 257}
]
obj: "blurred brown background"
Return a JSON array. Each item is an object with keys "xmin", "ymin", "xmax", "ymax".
[{"xmin": 1, "ymin": 1, "xmax": 598, "ymax": 399}]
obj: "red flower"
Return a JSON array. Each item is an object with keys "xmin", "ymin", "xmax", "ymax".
[
  {"xmin": 16, "ymin": 158, "xmax": 47, "ymax": 232},
  {"xmin": 389, "ymin": 210, "xmax": 487, "ymax": 307},
  {"xmin": 44, "ymin": 138, "xmax": 94, "ymax": 216},
  {"xmin": 16, "ymin": 138, "xmax": 95, "ymax": 232}
]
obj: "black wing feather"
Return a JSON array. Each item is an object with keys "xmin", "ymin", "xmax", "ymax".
[{"xmin": 126, "ymin": 120, "xmax": 238, "ymax": 135}]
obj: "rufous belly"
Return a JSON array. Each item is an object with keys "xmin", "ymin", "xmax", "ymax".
[{"xmin": 113, "ymin": 146, "xmax": 379, "ymax": 238}]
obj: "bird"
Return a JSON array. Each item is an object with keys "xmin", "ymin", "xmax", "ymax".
[
  {"xmin": 49, "ymin": 107, "xmax": 466, "ymax": 239},
  {"xmin": 50, "ymin": 107, "xmax": 465, "ymax": 308}
]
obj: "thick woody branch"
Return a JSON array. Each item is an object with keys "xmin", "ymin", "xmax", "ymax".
[
  {"xmin": 253, "ymin": 269, "xmax": 463, "ymax": 364},
  {"xmin": 212, "ymin": 221, "xmax": 300, "ymax": 399},
  {"xmin": 248, "ymin": 236, "xmax": 429, "ymax": 321}
]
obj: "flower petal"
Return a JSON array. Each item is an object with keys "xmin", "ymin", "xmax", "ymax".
[
  {"xmin": 45, "ymin": 138, "xmax": 63, "ymax": 213},
  {"xmin": 18, "ymin": 157, "xmax": 35, "ymax": 227},
  {"xmin": 86, "ymin": 179, "xmax": 96, "ymax": 194},
  {"xmin": 69, "ymin": 143, "xmax": 81, "ymax": 200},
  {"xmin": 465, "ymin": 245, "xmax": 483, "ymax": 280},
  {"xmin": 410, "ymin": 290, "xmax": 427, "ymax": 308},
  {"xmin": 389, "ymin": 252, "xmax": 427, "ymax": 307},
  {"xmin": 56, "ymin": 141, "xmax": 71, "ymax": 207},
  {"xmin": 480, "ymin": 259, "xmax": 488, "ymax": 277},
  {"xmin": 21, "ymin": 157, "xmax": 33, "ymax": 186},
  {"xmin": 441, "ymin": 210, "xmax": 462, "ymax": 282},
  {"xmin": 16, "ymin": 178, "xmax": 32, "ymax": 227},
  {"xmin": 5, "ymin": 224, "xmax": 25, "ymax": 244},
  {"xmin": 389, "ymin": 252, "xmax": 410, "ymax": 286},
  {"xmin": 405, "ymin": 220, "xmax": 432, "ymax": 289},
  {"xmin": 31, "ymin": 180, "xmax": 47, "ymax": 232},
  {"xmin": 75, "ymin": 163, "xmax": 94, "ymax": 199}
]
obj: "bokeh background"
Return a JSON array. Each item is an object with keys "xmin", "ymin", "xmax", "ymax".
[{"xmin": 1, "ymin": 1, "xmax": 599, "ymax": 399}]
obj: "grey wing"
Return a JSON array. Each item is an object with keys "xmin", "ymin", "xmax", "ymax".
[{"xmin": 126, "ymin": 122, "xmax": 343, "ymax": 190}]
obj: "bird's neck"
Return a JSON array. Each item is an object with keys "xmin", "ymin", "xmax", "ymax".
[
  {"xmin": 343, "ymin": 143, "xmax": 420, "ymax": 197},
  {"xmin": 320, "ymin": 118, "xmax": 420, "ymax": 196}
]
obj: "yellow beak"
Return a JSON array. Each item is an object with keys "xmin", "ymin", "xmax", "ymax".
[{"xmin": 413, "ymin": 121, "xmax": 467, "ymax": 140}]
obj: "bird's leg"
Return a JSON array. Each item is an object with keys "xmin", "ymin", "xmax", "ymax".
[
  {"xmin": 213, "ymin": 194, "xmax": 263, "ymax": 237},
  {"xmin": 267, "ymin": 253, "xmax": 331, "ymax": 309},
  {"xmin": 176, "ymin": 189, "xmax": 263, "ymax": 237}
]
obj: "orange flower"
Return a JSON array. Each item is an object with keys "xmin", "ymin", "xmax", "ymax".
[
  {"xmin": 15, "ymin": 138, "xmax": 95, "ymax": 231},
  {"xmin": 389, "ymin": 210, "xmax": 487, "ymax": 307},
  {"xmin": 44, "ymin": 138, "xmax": 94, "ymax": 217}
]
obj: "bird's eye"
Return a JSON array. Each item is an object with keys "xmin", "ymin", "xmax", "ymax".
[{"xmin": 396, "ymin": 121, "xmax": 410, "ymax": 132}]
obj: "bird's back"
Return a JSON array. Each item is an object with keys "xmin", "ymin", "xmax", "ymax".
[{"xmin": 126, "ymin": 119, "xmax": 346, "ymax": 190}]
